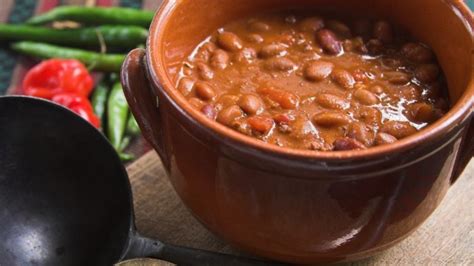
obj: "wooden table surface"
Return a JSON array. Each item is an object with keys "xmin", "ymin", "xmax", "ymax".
[{"xmin": 119, "ymin": 152, "xmax": 473, "ymax": 266}]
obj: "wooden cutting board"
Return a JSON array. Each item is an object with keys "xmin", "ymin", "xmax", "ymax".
[{"xmin": 123, "ymin": 152, "xmax": 473, "ymax": 265}]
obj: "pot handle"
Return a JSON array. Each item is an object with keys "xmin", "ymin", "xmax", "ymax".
[
  {"xmin": 452, "ymin": 112, "xmax": 474, "ymax": 183},
  {"xmin": 121, "ymin": 48, "xmax": 167, "ymax": 163}
]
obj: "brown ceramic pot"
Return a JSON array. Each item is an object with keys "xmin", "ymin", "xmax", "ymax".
[{"xmin": 121, "ymin": 0, "xmax": 474, "ymax": 264}]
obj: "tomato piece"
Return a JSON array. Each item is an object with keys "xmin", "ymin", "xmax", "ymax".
[
  {"xmin": 23, "ymin": 59, "xmax": 94, "ymax": 99},
  {"xmin": 52, "ymin": 93, "xmax": 101, "ymax": 128}
]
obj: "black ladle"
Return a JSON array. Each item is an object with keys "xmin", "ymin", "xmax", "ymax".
[{"xmin": 0, "ymin": 96, "xmax": 282, "ymax": 266}]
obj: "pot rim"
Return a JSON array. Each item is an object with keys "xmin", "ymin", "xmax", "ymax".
[{"xmin": 147, "ymin": 0, "xmax": 474, "ymax": 161}]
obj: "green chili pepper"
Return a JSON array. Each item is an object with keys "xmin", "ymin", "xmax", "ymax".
[
  {"xmin": 126, "ymin": 114, "xmax": 141, "ymax": 135},
  {"xmin": 26, "ymin": 6, "xmax": 154, "ymax": 27},
  {"xmin": 119, "ymin": 135, "xmax": 132, "ymax": 152},
  {"xmin": 119, "ymin": 152, "xmax": 135, "ymax": 162},
  {"xmin": 91, "ymin": 82, "xmax": 109, "ymax": 126},
  {"xmin": 107, "ymin": 82, "xmax": 129, "ymax": 150},
  {"xmin": 0, "ymin": 24, "xmax": 148, "ymax": 49},
  {"xmin": 11, "ymin": 41, "xmax": 125, "ymax": 72}
]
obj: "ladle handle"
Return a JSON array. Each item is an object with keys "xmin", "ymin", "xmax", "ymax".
[{"xmin": 125, "ymin": 235, "xmax": 283, "ymax": 266}]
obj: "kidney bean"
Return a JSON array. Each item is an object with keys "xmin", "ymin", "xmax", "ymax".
[
  {"xmin": 373, "ymin": 21, "xmax": 393, "ymax": 44},
  {"xmin": 238, "ymin": 94, "xmax": 264, "ymax": 115},
  {"xmin": 259, "ymin": 43, "xmax": 288, "ymax": 58},
  {"xmin": 406, "ymin": 102, "xmax": 437, "ymax": 123},
  {"xmin": 234, "ymin": 48, "xmax": 257, "ymax": 64},
  {"xmin": 381, "ymin": 121, "xmax": 418, "ymax": 139},
  {"xmin": 374, "ymin": 132, "xmax": 398, "ymax": 146},
  {"xmin": 401, "ymin": 43, "xmax": 434, "ymax": 63},
  {"xmin": 384, "ymin": 71, "xmax": 411, "ymax": 85},
  {"xmin": 354, "ymin": 88, "xmax": 379, "ymax": 105},
  {"xmin": 304, "ymin": 61, "xmax": 334, "ymax": 81},
  {"xmin": 217, "ymin": 105, "xmax": 244, "ymax": 126},
  {"xmin": 177, "ymin": 77, "xmax": 194, "ymax": 96},
  {"xmin": 312, "ymin": 112, "xmax": 351, "ymax": 127},
  {"xmin": 196, "ymin": 62, "xmax": 214, "ymax": 80},
  {"xmin": 194, "ymin": 81, "xmax": 216, "ymax": 101},
  {"xmin": 415, "ymin": 64, "xmax": 440, "ymax": 83},
  {"xmin": 331, "ymin": 69, "xmax": 356, "ymax": 89},
  {"xmin": 247, "ymin": 33, "xmax": 264, "ymax": 43},
  {"xmin": 217, "ymin": 31, "xmax": 243, "ymax": 52},
  {"xmin": 299, "ymin": 16, "xmax": 325, "ymax": 32},
  {"xmin": 327, "ymin": 20, "xmax": 352, "ymax": 39},
  {"xmin": 258, "ymin": 87, "xmax": 300, "ymax": 109},
  {"xmin": 316, "ymin": 29, "xmax": 343, "ymax": 55},
  {"xmin": 248, "ymin": 115, "xmax": 274, "ymax": 133},
  {"xmin": 188, "ymin": 97, "xmax": 205, "ymax": 110},
  {"xmin": 210, "ymin": 49, "xmax": 230, "ymax": 70},
  {"xmin": 315, "ymin": 94, "xmax": 349, "ymax": 110},
  {"xmin": 201, "ymin": 104, "xmax": 217, "ymax": 120},
  {"xmin": 249, "ymin": 21, "xmax": 271, "ymax": 32},
  {"xmin": 264, "ymin": 57, "xmax": 297, "ymax": 72},
  {"xmin": 353, "ymin": 19, "xmax": 372, "ymax": 40},
  {"xmin": 333, "ymin": 137, "xmax": 367, "ymax": 151},
  {"xmin": 352, "ymin": 69, "xmax": 369, "ymax": 82},
  {"xmin": 347, "ymin": 122, "xmax": 375, "ymax": 146},
  {"xmin": 367, "ymin": 39, "xmax": 384, "ymax": 54}
]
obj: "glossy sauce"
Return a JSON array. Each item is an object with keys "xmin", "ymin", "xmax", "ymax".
[{"xmin": 176, "ymin": 12, "xmax": 449, "ymax": 151}]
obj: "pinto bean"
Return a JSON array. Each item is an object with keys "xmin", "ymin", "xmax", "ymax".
[
  {"xmin": 358, "ymin": 107, "xmax": 382, "ymax": 127},
  {"xmin": 369, "ymin": 85, "xmax": 385, "ymax": 94},
  {"xmin": 333, "ymin": 137, "xmax": 367, "ymax": 151},
  {"xmin": 327, "ymin": 20, "xmax": 352, "ymax": 39},
  {"xmin": 316, "ymin": 29, "xmax": 343, "ymax": 55},
  {"xmin": 196, "ymin": 62, "xmax": 214, "ymax": 80},
  {"xmin": 210, "ymin": 49, "xmax": 230, "ymax": 70},
  {"xmin": 312, "ymin": 112, "xmax": 351, "ymax": 127},
  {"xmin": 234, "ymin": 48, "xmax": 257, "ymax": 64},
  {"xmin": 194, "ymin": 81, "xmax": 216, "ymax": 101},
  {"xmin": 217, "ymin": 105, "xmax": 244, "ymax": 126},
  {"xmin": 299, "ymin": 16, "xmax": 325, "ymax": 32},
  {"xmin": 258, "ymin": 87, "xmax": 300, "ymax": 109},
  {"xmin": 347, "ymin": 122, "xmax": 375, "ymax": 146},
  {"xmin": 177, "ymin": 77, "xmax": 194, "ymax": 96},
  {"xmin": 381, "ymin": 121, "xmax": 418, "ymax": 139},
  {"xmin": 259, "ymin": 43, "xmax": 288, "ymax": 58},
  {"xmin": 195, "ymin": 42, "xmax": 216, "ymax": 62},
  {"xmin": 238, "ymin": 94, "xmax": 264, "ymax": 115},
  {"xmin": 201, "ymin": 104, "xmax": 217, "ymax": 120},
  {"xmin": 374, "ymin": 132, "xmax": 398, "ymax": 146},
  {"xmin": 401, "ymin": 43, "xmax": 434, "ymax": 63},
  {"xmin": 247, "ymin": 116, "xmax": 274, "ymax": 133},
  {"xmin": 367, "ymin": 39, "xmax": 384, "ymax": 55},
  {"xmin": 384, "ymin": 71, "xmax": 411, "ymax": 85},
  {"xmin": 331, "ymin": 69, "xmax": 356, "ymax": 89},
  {"xmin": 247, "ymin": 33, "xmax": 264, "ymax": 43},
  {"xmin": 373, "ymin": 20, "xmax": 393, "ymax": 44},
  {"xmin": 273, "ymin": 113, "xmax": 294, "ymax": 124},
  {"xmin": 264, "ymin": 57, "xmax": 297, "ymax": 72},
  {"xmin": 217, "ymin": 31, "xmax": 243, "ymax": 51},
  {"xmin": 315, "ymin": 94, "xmax": 349, "ymax": 110},
  {"xmin": 217, "ymin": 94, "xmax": 240, "ymax": 108},
  {"xmin": 249, "ymin": 21, "xmax": 271, "ymax": 32},
  {"xmin": 304, "ymin": 61, "xmax": 334, "ymax": 81},
  {"xmin": 354, "ymin": 88, "xmax": 379, "ymax": 105},
  {"xmin": 415, "ymin": 64, "xmax": 440, "ymax": 83},
  {"xmin": 406, "ymin": 102, "xmax": 438, "ymax": 123},
  {"xmin": 188, "ymin": 97, "xmax": 205, "ymax": 110}
]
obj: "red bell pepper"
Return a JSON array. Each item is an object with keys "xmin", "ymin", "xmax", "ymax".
[
  {"xmin": 23, "ymin": 59, "xmax": 94, "ymax": 99},
  {"xmin": 52, "ymin": 93, "xmax": 101, "ymax": 128}
]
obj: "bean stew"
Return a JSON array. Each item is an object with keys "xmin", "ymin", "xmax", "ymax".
[{"xmin": 176, "ymin": 12, "xmax": 450, "ymax": 151}]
